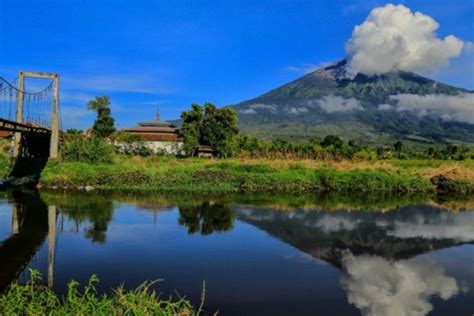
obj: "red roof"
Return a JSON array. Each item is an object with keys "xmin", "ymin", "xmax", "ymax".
[
  {"xmin": 0, "ymin": 131, "xmax": 12, "ymax": 138},
  {"xmin": 120, "ymin": 119, "xmax": 182, "ymax": 142},
  {"xmin": 123, "ymin": 126, "xmax": 178, "ymax": 133}
]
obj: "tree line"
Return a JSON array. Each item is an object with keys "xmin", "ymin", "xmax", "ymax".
[{"xmin": 61, "ymin": 96, "xmax": 473, "ymax": 163}]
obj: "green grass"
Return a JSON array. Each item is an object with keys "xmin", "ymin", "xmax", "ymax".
[
  {"xmin": 0, "ymin": 152, "xmax": 470, "ymax": 194},
  {"xmin": 0, "ymin": 152, "xmax": 11, "ymax": 179},
  {"xmin": 386, "ymin": 159, "xmax": 474, "ymax": 171},
  {"xmin": 38, "ymin": 156, "xmax": 436, "ymax": 193},
  {"xmin": 0, "ymin": 269, "xmax": 200, "ymax": 316}
]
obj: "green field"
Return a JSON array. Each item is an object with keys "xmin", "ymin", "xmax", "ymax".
[{"xmin": 35, "ymin": 156, "xmax": 473, "ymax": 194}]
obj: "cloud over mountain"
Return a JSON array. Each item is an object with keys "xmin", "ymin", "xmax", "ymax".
[
  {"xmin": 316, "ymin": 95, "xmax": 363, "ymax": 113},
  {"xmin": 239, "ymin": 103, "xmax": 278, "ymax": 114},
  {"xmin": 390, "ymin": 93, "xmax": 474, "ymax": 124},
  {"xmin": 346, "ymin": 4, "xmax": 464, "ymax": 76}
]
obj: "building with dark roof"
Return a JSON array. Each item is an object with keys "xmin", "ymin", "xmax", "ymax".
[{"xmin": 118, "ymin": 110, "xmax": 183, "ymax": 155}]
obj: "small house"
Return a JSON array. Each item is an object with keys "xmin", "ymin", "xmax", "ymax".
[{"xmin": 196, "ymin": 145, "xmax": 216, "ymax": 158}]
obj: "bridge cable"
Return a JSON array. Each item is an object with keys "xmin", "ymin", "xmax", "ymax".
[
  {"xmin": 0, "ymin": 76, "xmax": 53, "ymax": 95},
  {"xmin": 0, "ymin": 76, "xmax": 57, "ymax": 129}
]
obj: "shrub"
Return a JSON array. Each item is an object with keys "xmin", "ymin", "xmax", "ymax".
[
  {"xmin": 432, "ymin": 176, "xmax": 472, "ymax": 195},
  {"xmin": 63, "ymin": 135, "xmax": 114, "ymax": 164}
]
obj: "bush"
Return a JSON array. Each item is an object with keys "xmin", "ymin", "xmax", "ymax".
[
  {"xmin": 433, "ymin": 176, "xmax": 472, "ymax": 195},
  {"xmin": 63, "ymin": 135, "xmax": 114, "ymax": 164}
]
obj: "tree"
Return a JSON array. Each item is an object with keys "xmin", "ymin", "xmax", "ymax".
[
  {"xmin": 321, "ymin": 135, "xmax": 344, "ymax": 148},
  {"xmin": 427, "ymin": 146, "xmax": 436, "ymax": 157},
  {"xmin": 309, "ymin": 137, "xmax": 322, "ymax": 146},
  {"xmin": 348, "ymin": 139, "xmax": 361, "ymax": 151},
  {"xmin": 180, "ymin": 102, "xmax": 239, "ymax": 157},
  {"xmin": 394, "ymin": 141, "xmax": 404, "ymax": 152},
  {"xmin": 88, "ymin": 96, "xmax": 116, "ymax": 138},
  {"xmin": 180, "ymin": 104, "xmax": 203, "ymax": 156},
  {"xmin": 446, "ymin": 143, "xmax": 460, "ymax": 157}
]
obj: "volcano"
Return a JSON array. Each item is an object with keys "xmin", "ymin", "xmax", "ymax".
[{"xmin": 232, "ymin": 60, "xmax": 474, "ymax": 145}]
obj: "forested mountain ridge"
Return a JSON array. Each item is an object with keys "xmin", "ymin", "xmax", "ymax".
[{"xmin": 232, "ymin": 60, "xmax": 474, "ymax": 145}]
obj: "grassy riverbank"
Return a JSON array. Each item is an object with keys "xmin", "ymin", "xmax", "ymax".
[
  {"xmin": 37, "ymin": 156, "xmax": 474, "ymax": 194},
  {"xmin": 0, "ymin": 270, "xmax": 197, "ymax": 316}
]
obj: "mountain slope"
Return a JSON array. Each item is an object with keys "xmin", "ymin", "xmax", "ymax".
[{"xmin": 232, "ymin": 60, "xmax": 474, "ymax": 145}]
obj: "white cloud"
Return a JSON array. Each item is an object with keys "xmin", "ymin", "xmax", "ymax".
[
  {"xmin": 247, "ymin": 103, "xmax": 278, "ymax": 113},
  {"xmin": 385, "ymin": 211, "xmax": 474, "ymax": 242},
  {"xmin": 378, "ymin": 103, "xmax": 393, "ymax": 111},
  {"xmin": 288, "ymin": 107, "xmax": 308, "ymax": 114},
  {"xmin": 307, "ymin": 215, "xmax": 361, "ymax": 233},
  {"xmin": 345, "ymin": 4, "xmax": 464, "ymax": 76},
  {"xmin": 239, "ymin": 108, "xmax": 256, "ymax": 114},
  {"xmin": 341, "ymin": 253, "xmax": 460, "ymax": 316},
  {"xmin": 316, "ymin": 95, "xmax": 363, "ymax": 113},
  {"xmin": 390, "ymin": 93, "xmax": 474, "ymax": 124}
]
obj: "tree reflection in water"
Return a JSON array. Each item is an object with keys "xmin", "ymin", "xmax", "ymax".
[
  {"xmin": 48, "ymin": 193, "xmax": 114, "ymax": 244},
  {"xmin": 178, "ymin": 201, "xmax": 234, "ymax": 235}
]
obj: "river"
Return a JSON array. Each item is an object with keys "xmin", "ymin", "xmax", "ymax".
[{"xmin": 0, "ymin": 190, "xmax": 473, "ymax": 315}]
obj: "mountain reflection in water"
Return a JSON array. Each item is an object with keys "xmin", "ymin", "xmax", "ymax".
[
  {"xmin": 235, "ymin": 202, "xmax": 474, "ymax": 316},
  {"xmin": 0, "ymin": 190, "xmax": 472, "ymax": 316}
]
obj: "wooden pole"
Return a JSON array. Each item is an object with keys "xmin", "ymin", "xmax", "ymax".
[
  {"xmin": 50, "ymin": 74, "xmax": 59, "ymax": 159},
  {"xmin": 11, "ymin": 204, "xmax": 20, "ymax": 235},
  {"xmin": 48, "ymin": 205, "xmax": 57, "ymax": 288},
  {"xmin": 13, "ymin": 71, "xmax": 25, "ymax": 158}
]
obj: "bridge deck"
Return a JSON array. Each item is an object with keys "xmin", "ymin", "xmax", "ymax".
[{"xmin": 0, "ymin": 118, "xmax": 51, "ymax": 134}]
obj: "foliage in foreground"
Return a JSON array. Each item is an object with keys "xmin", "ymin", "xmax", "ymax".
[{"xmin": 0, "ymin": 270, "xmax": 200, "ymax": 316}]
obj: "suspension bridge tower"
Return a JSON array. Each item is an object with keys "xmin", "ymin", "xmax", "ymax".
[{"xmin": 0, "ymin": 71, "xmax": 60, "ymax": 160}]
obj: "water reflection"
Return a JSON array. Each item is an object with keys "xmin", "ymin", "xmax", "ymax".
[
  {"xmin": 234, "ymin": 202, "xmax": 474, "ymax": 315},
  {"xmin": 341, "ymin": 253, "xmax": 460, "ymax": 316},
  {"xmin": 0, "ymin": 190, "xmax": 54, "ymax": 291},
  {"xmin": 57, "ymin": 194, "xmax": 114, "ymax": 243},
  {"xmin": 236, "ymin": 204, "xmax": 474, "ymax": 261},
  {"xmin": 178, "ymin": 201, "xmax": 234, "ymax": 235},
  {"xmin": 0, "ymin": 190, "xmax": 472, "ymax": 315}
]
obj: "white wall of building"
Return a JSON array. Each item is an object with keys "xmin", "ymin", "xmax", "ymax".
[{"xmin": 115, "ymin": 140, "xmax": 184, "ymax": 155}]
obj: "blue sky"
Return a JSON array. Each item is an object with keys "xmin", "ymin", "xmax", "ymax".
[{"xmin": 0, "ymin": 0, "xmax": 473, "ymax": 130}]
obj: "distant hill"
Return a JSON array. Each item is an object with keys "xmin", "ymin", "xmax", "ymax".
[{"xmin": 232, "ymin": 60, "xmax": 474, "ymax": 145}]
